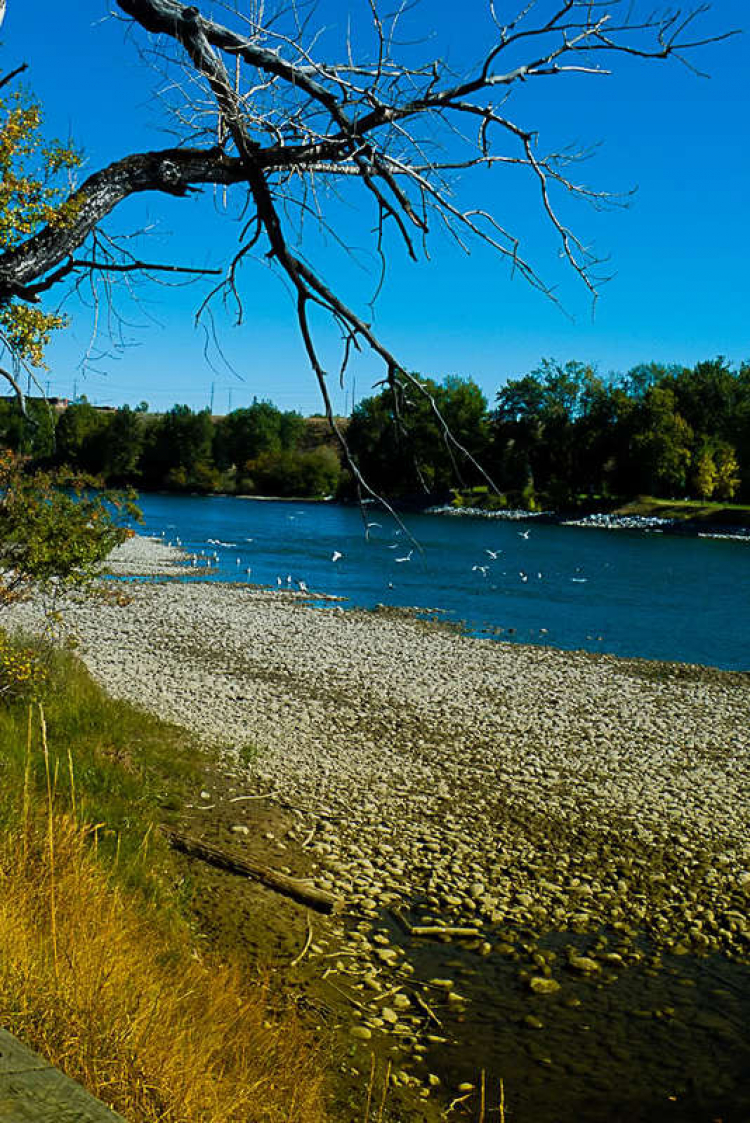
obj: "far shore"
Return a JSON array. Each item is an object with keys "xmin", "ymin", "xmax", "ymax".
[{"xmin": 134, "ymin": 487, "xmax": 750, "ymax": 537}]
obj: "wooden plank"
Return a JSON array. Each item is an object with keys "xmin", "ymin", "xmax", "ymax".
[{"xmin": 0, "ymin": 1029, "xmax": 126, "ymax": 1122}]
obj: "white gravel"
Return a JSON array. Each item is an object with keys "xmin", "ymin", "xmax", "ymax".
[{"xmin": 6, "ymin": 534, "xmax": 750, "ymax": 961}]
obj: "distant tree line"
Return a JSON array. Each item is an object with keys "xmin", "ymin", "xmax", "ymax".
[
  {"xmin": 0, "ymin": 398, "xmax": 342, "ymax": 498},
  {"xmin": 1, "ymin": 356, "xmax": 748, "ymax": 507},
  {"xmin": 347, "ymin": 357, "xmax": 750, "ymax": 508}
]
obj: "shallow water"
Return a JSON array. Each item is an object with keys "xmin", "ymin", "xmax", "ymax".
[
  {"xmin": 382, "ymin": 910, "xmax": 750, "ymax": 1123},
  {"xmin": 132, "ymin": 493, "xmax": 750, "ymax": 672}
]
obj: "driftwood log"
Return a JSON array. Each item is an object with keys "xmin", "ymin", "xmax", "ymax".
[{"xmin": 161, "ymin": 826, "xmax": 344, "ymax": 914}]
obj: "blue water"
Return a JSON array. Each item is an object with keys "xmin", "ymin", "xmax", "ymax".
[{"xmin": 130, "ymin": 494, "xmax": 750, "ymax": 672}]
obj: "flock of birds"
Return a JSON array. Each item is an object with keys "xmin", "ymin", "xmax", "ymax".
[
  {"xmin": 153, "ymin": 517, "xmax": 606, "ymax": 644},
  {"xmin": 465, "ymin": 529, "xmax": 588, "ymax": 588},
  {"xmin": 161, "ymin": 522, "xmax": 591, "ymax": 598}
]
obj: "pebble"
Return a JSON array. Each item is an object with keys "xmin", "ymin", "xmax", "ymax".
[
  {"xmin": 568, "ymin": 955, "xmax": 600, "ymax": 974},
  {"xmin": 529, "ymin": 977, "xmax": 561, "ymax": 995}
]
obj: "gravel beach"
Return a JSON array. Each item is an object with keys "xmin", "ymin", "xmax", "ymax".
[{"xmin": 7, "ymin": 536, "xmax": 750, "ymax": 968}]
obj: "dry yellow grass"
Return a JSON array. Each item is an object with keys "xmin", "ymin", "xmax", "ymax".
[{"xmin": 0, "ymin": 808, "xmax": 328, "ymax": 1123}]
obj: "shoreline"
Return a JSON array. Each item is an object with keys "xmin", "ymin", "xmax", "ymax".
[
  {"xmin": 127, "ymin": 489, "xmax": 750, "ymax": 539},
  {"xmin": 8, "ymin": 537, "xmax": 749, "ymax": 947},
  {"xmin": 6, "ymin": 535, "xmax": 749, "ymax": 1113},
  {"xmin": 425, "ymin": 503, "xmax": 750, "ymax": 539}
]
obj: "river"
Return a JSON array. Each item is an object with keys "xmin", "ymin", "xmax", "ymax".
[{"xmin": 131, "ymin": 493, "xmax": 750, "ymax": 672}]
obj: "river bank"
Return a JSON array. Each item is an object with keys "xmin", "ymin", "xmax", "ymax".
[
  {"xmin": 6, "ymin": 535, "xmax": 750, "ymax": 1119},
  {"xmin": 426, "ymin": 502, "xmax": 750, "ymax": 538}
]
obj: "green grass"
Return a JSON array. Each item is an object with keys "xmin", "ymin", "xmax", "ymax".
[
  {"xmin": 0, "ymin": 631, "xmax": 202, "ymax": 907},
  {"xmin": 615, "ymin": 495, "xmax": 750, "ymax": 526}
]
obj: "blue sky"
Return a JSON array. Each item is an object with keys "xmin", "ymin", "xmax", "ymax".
[{"xmin": 2, "ymin": 1, "xmax": 748, "ymax": 414}]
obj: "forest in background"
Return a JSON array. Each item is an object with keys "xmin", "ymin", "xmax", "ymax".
[{"xmin": 3, "ymin": 355, "xmax": 748, "ymax": 509}]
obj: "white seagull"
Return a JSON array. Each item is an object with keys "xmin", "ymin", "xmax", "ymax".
[
  {"xmin": 395, "ymin": 550, "xmax": 413, "ymax": 563},
  {"xmin": 331, "ymin": 550, "xmax": 343, "ymax": 562},
  {"xmin": 472, "ymin": 565, "xmax": 488, "ymax": 577},
  {"xmin": 486, "ymin": 548, "xmax": 502, "ymax": 560},
  {"xmin": 518, "ymin": 529, "xmax": 530, "ymax": 540}
]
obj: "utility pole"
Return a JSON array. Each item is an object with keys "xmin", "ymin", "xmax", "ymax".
[
  {"xmin": 228, "ymin": 388, "xmax": 233, "ymax": 413},
  {"xmin": 209, "ymin": 382, "xmax": 215, "ymax": 414}
]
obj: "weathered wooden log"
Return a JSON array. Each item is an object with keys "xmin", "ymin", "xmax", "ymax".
[{"xmin": 161, "ymin": 826, "xmax": 344, "ymax": 914}]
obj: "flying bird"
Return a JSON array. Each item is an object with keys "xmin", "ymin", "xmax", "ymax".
[
  {"xmin": 485, "ymin": 549, "xmax": 502, "ymax": 560},
  {"xmin": 472, "ymin": 565, "xmax": 488, "ymax": 577},
  {"xmin": 395, "ymin": 550, "xmax": 413, "ymax": 563},
  {"xmin": 518, "ymin": 529, "xmax": 530, "ymax": 540},
  {"xmin": 331, "ymin": 550, "xmax": 343, "ymax": 562}
]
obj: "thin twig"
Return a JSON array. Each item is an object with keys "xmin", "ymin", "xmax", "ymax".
[{"xmin": 290, "ymin": 915, "xmax": 314, "ymax": 968}]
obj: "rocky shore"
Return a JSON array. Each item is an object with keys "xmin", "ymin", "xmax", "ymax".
[{"xmin": 6, "ymin": 535, "xmax": 750, "ymax": 1106}]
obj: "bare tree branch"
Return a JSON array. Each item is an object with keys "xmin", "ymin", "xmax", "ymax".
[{"xmin": 0, "ymin": 0, "xmax": 736, "ymax": 500}]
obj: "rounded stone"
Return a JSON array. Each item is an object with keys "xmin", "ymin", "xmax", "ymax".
[{"xmin": 529, "ymin": 976, "xmax": 561, "ymax": 995}]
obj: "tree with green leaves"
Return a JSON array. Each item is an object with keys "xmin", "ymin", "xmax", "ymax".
[
  {"xmin": 140, "ymin": 404, "xmax": 217, "ymax": 491},
  {"xmin": 493, "ymin": 360, "xmax": 602, "ymax": 504},
  {"xmin": 213, "ymin": 402, "xmax": 304, "ymax": 472},
  {"xmin": 713, "ymin": 445, "xmax": 741, "ymax": 501},
  {"xmin": 0, "ymin": 450, "xmax": 134, "ymax": 608},
  {"xmin": 347, "ymin": 375, "xmax": 489, "ymax": 499},
  {"xmin": 691, "ymin": 446, "xmax": 718, "ymax": 500},
  {"xmin": 630, "ymin": 386, "xmax": 694, "ymax": 496},
  {"xmin": 54, "ymin": 400, "xmax": 111, "ymax": 476},
  {"xmin": 242, "ymin": 446, "xmax": 341, "ymax": 499},
  {"xmin": 102, "ymin": 405, "xmax": 146, "ymax": 484},
  {"xmin": 0, "ymin": 76, "xmax": 80, "ymax": 397}
]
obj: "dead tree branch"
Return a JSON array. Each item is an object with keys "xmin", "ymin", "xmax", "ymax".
[{"xmin": 0, "ymin": 0, "xmax": 735, "ymax": 487}]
